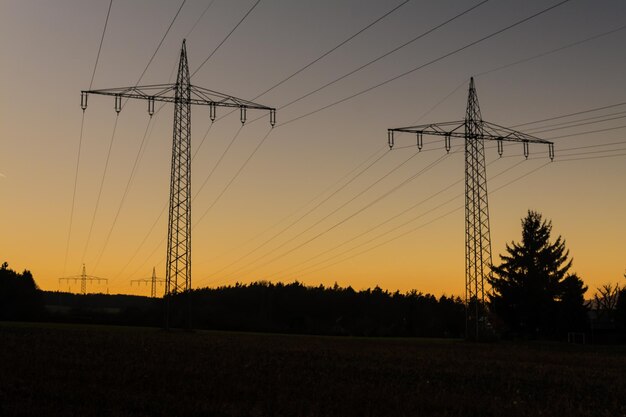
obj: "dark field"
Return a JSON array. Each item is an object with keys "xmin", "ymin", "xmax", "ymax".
[{"xmin": 1, "ymin": 322, "xmax": 624, "ymax": 417}]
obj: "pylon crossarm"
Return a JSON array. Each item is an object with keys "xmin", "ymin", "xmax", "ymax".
[
  {"xmin": 481, "ymin": 121, "xmax": 552, "ymax": 145},
  {"xmin": 83, "ymin": 84, "xmax": 275, "ymax": 110},
  {"xmin": 191, "ymin": 85, "xmax": 275, "ymax": 110},
  {"xmin": 59, "ymin": 275, "xmax": 82, "ymax": 280},
  {"xmin": 81, "ymin": 274, "xmax": 107, "ymax": 281},
  {"xmin": 388, "ymin": 120, "xmax": 554, "ymax": 159},
  {"xmin": 58, "ymin": 274, "xmax": 106, "ymax": 280},
  {"xmin": 389, "ymin": 120, "xmax": 552, "ymax": 145},
  {"xmin": 84, "ymin": 84, "xmax": 176, "ymax": 100},
  {"xmin": 390, "ymin": 120, "xmax": 465, "ymax": 136},
  {"xmin": 388, "ymin": 120, "xmax": 465, "ymax": 149}
]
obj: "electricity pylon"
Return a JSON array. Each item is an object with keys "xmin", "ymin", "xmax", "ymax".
[
  {"xmin": 81, "ymin": 40, "xmax": 275, "ymax": 327},
  {"xmin": 387, "ymin": 77, "xmax": 554, "ymax": 339},
  {"xmin": 130, "ymin": 267, "xmax": 165, "ymax": 298},
  {"xmin": 59, "ymin": 264, "xmax": 108, "ymax": 295}
]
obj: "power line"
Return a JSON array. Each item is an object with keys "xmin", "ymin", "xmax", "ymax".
[
  {"xmin": 108, "ymin": 0, "xmax": 272, "ymax": 284},
  {"xmin": 101, "ymin": 0, "xmax": 596, "ymax": 286},
  {"xmin": 251, "ymin": 0, "xmax": 412, "ymax": 100},
  {"xmin": 204, "ymin": 103, "xmax": 620, "ymax": 282},
  {"xmin": 212, "ymin": 0, "xmax": 414, "ymax": 125},
  {"xmin": 291, "ymin": 204, "xmax": 460, "ymax": 283},
  {"xmin": 553, "ymin": 139, "xmax": 626, "ymax": 152},
  {"xmin": 82, "ymin": 1, "xmax": 187, "ymax": 279},
  {"xmin": 192, "ymin": 125, "xmax": 245, "ymax": 203},
  {"xmin": 193, "ymin": 128, "xmax": 274, "ymax": 227},
  {"xmin": 192, "ymin": 123, "xmax": 214, "ymax": 160},
  {"xmin": 82, "ymin": 113, "xmax": 120, "ymax": 268},
  {"xmin": 283, "ymin": 193, "xmax": 463, "ymax": 282},
  {"xmin": 113, "ymin": 203, "xmax": 167, "ymax": 280},
  {"xmin": 184, "ymin": 110, "xmax": 620, "ymax": 286},
  {"xmin": 232, "ymin": 151, "xmax": 457, "ymax": 281},
  {"xmin": 186, "ymin": 0, "xmax": 454, "ymax": 263},
  {"xmin": 184, "ymin": 0, "xmax": 216, "ymax": 39},
  {"xmin": 64, "ymin": 1, "xmax": 114, "ymax": 275},
  {"xmin": 108, "ymin": 0, "xmax": 258, "ymax": 279},
  {"xmin": 111, "ymin": 122, "xmax": 234, "ymax": 283},
  {"xmin": 286, "ymin": 161, "xmax": 552, "ymax": 282},
  {"xmin": 186, "ymin": 0, "xmax": 523, "ymax": 254},
  {"xmin": 133, "ymin": 0, "xmax": 187, "ymax": 87},
  {"xmin": 552, "ymin": 147, "xmax": 626, "ymax": 158},
  {"xmin": 191, "ymin": 0, "xmax": 262, "ymax": 77},
  {"xmin": 63, "ymin": 114, "xmax": 86, "ymax": 276},
  {"xmin": 511, "ymin": 101, "xmax": 626, "ymax": 128},
  {"xmin": 190, "ymin": 0, "xmax": 420, "ymax": 208},
  {"xmin": 199, "ymin": 149, "xmax": 392, "ymax": 281},
  {"xmin": 287, "ymin": 203, "xmax": 463, "ymax": 283},
  {"xmin": 85, "ymin": 41, "xmax": 276, "ymax": 313},
  {"xmin": 278, "ymin": 0, "xmax": 573, "ymax": 127},
  {"xmin": 570, "ymin": 146, "xmax": 626, "ymax": 156},
  {"xmin": 242, "ymin": 5, "xmax": 616, "ymax": 130},
  {"xmin": 197, "ymin": 76, "xmax": 532, "ymax": 282},
  {"xmin": 90, "ymin": 117, "xmax": 157, "ymax": 280},
  {"xmin": 281, "ymin": 141, "xmax": 626, "ymax": 283},
  {"xmin": 100, "ymin": 108, "xmax": 168, "ymax": 283},
  {"xmin": 275, "ymin": 0, "xmax": 490, "ymax": 114},
  {"xmin": 273, "ymin": 157, "xmax": 525, "ymax": 280},
  {"xmin": 118, "ymin": 95, "xmax": 621, "ymax": 286},
  {"xmin": 96, "ymin": 0, "xmax": 261, "ymax": 282},
  {"xmin": 410, "ymin": 26, "xmax": 626, "ymax": 133},
  {"xmin": 476, "ymin": 23, "xmax": 626, "ymax": 79},
  {"xmin": 193, "ymin": 79, "xmax": 465, "ymax": 276},
  {"xmin": 526, "ymin": 114, "xmax": 626, "ymax": 135},
  {"xmin": 127, "ymin": 234, "xmax": 167, "ymax": 282},
  {"xmin": 88, "ymin": 0, "xmax": 113, "ymax": 90},
  {"xmin": 523, "ymin": 110, "xmax": 626, "ymax": 133},
  {"xmin": 217, "ymin": 150, "xmax": 425, "ymax": 280},
  {"xmin": 546, "ymin": 124, "xmax": 626, "ymax": 140},
  {"xmin": 108, "ymin": 122, "xmax": 254, "ymax": 284},
  {"xmin": 555, "ymin": 152, "xmax": 626, "ymax": 162},
  {"xmin": 496, "ymin": 139, "xmax": 626, "ymax": 159},
  {"xmin": 388, "ymin": 77, "xmax": 552, "ymax": 338},
  {"xmin": 193, "ymin": 145, "xmax": 389, "ymax": 270}
]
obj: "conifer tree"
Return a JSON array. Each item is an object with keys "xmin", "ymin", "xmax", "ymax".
[{"xmin": 489, "ymin": 211, "xmax": 587, "ymax": 337}]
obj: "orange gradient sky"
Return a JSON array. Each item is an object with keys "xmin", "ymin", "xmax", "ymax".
[{"xmin": 1, "ymin": 0, "xmax": 625, "ymax": 297}]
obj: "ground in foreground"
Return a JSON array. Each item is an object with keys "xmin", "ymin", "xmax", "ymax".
[{"xmin": 0, "ymin": 322, "xmax": 624, "ymax": 417}]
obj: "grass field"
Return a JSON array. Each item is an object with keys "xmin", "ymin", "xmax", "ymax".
[{"xmin": 1, "ymin": 322, "xmax": 624, "ymax": 417}]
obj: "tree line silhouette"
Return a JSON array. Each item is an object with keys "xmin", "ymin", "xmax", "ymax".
[
  {"xmin": 173, "ymin": 282, "xmax": 465, "ymax": 337},
  {"xmin": 2, "ymin": 211, "xmax": 625, "ymax": 341},
  {"xmin": 0, "ymin": 262, "xmax": 43, "ymax": 321}
]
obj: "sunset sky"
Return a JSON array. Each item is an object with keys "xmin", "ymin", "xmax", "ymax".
[{"xmin": 1, "ymin": 0, "xmax": 625, "ymax": 297}]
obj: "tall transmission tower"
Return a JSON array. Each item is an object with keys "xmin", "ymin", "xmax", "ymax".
[
  {"xmin": 59, "ymin": 264, "xmax": 108, "ymax": 295},
  {"xmin": 387, "ymin": 77, "xmax": 554, "ymax": 339},
  {"xmin": 81, "ymin": 40, "xmax": 275, "ymax": 327},
  {"xmin": 131, "ymin": 267, "xmax": 165, "ymax": 298}
]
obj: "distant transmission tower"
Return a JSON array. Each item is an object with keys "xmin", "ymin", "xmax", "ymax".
[
  {"xmin": 130, "ymin": 267, "xmax": 165, "ymax": 298},
  {"xmin": 387, "ymin": 77, "xmax": 554, "ymax": 339},
  {"xmin": 81, "ymin": 40, "xmax": 275, "ymax": 327},
  {"xmin": 59, "ymin": 264, "xmax": 108, "ymax": 295}
]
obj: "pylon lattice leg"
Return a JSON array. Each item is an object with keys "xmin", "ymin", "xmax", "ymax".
[
  {"xmin": 165, "ymin": 41, "xmax": 192, "ymax": 297},
  {"xmin": 464, "ymin": 78, "xmax": 492, "ymax": 339}
]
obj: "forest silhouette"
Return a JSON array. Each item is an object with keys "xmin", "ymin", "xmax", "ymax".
[{"xmin": 2, "ymin": 212, "xmax": 625, "ymax": 341}]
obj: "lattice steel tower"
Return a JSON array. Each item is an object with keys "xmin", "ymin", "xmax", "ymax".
[
  {"xmin": 167, "ymin": 42, "xmax": 192, "ymax": 296},
  {"xmin": 387, "ymin": 78, "xmax": 554, "ymax": 339},
  {"xmin": 59, "ymin": 264, "xmax": 108, "ymax": 295},
  {"xmin": 131, "ymin": 267, "xmax": 165, "ymax": 298},
  {"xmin": 81, "ymin": 40, "xmax": 276, "ymax": 326}
]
